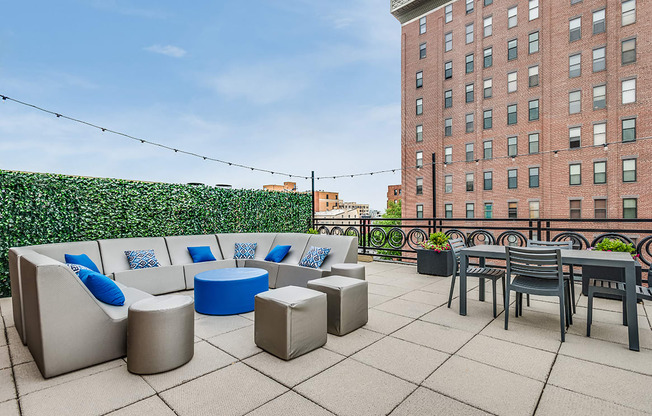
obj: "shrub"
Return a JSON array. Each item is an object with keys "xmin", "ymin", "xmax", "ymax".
[{"xmin": 592, "ymin": 238, "xmax": 637, "ymax": 257}]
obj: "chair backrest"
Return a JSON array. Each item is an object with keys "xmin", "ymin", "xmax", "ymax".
[
  {"xmin": 527, "ymin": 239, "xmax": 573, "ymax": 250},
  {"xmin": 506, "ymin": 246, "xmax": 564, "ymax": 283},
  {"xmin": 448, "ymin": 238, "xmax": 466, "ymax": 261}
]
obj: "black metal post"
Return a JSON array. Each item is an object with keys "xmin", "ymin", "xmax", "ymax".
[
  {"xmin": 432, "ymin": 153, "xmax": 437, "ymax": 218},
  {"xmin": 311, "ymin": 171, "xmax": 315, "ymax": 230}
]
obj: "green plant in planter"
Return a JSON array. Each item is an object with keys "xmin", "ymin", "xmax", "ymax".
[
  {"xmin": 419, "ymin": 232, "xmax": 451, "ymax": 252},
  {"xmin": 306, "ymin": 228, "xmax": 319, "ymax": 235},
  {"xmin": 591, "ymin": 238, "xmax": 638, "ymax": 258}
]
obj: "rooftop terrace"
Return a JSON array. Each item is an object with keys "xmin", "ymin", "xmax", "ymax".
[{"xmin": 0, "ymin": 261, "xmax": 650, "ymax": 416}]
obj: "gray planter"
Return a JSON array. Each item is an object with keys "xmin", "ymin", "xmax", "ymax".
[
  {"xmin": 416, "ymin": 249, "xmax": 454, "ymax": 276},
  {"xmin": 581, "ymin": 259, "xmax": 642, "ymax": 299}
]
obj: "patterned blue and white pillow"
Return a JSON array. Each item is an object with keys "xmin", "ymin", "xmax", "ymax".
[
  {"xmin": 124, "ymin": 249, "xmax": 160, "ymax": 270},
  {"xmin": 234, "ymin": 243, "xmax": 257, "ymax": 259},
  {"xmin": 299, "ymin": 246, "xmax": 331, "ymax": 269},
  {"xmin": 66, "ymin": 263, "xmax": 92, "ymax": 277}
]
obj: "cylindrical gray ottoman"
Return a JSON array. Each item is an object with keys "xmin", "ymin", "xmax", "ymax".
[
  {"xmin": 330, "ymin": 263, "xmax": 365, "ymax": 280},
  {"xmin": 127, "ymin": 295, "xmax": 194, "ymax": 374},
  {"xmin": 254, "ymin": 286, "xmax": 327, "ymax": 360},
  {"xmin": 308, "ymin": 276, "xmax": 368, "ymax": 336}
]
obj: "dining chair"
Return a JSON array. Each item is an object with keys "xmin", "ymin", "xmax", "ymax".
[
  {"xmin": 586, "ymin": 278, "xmax": 652, "ymax": 337},
  {"xmin": 447, "ymin": 238, "xmax": 506, "ymax": 318},
  {"xmin": 505, "ymin": 246, "xmax": 571, "ymax": 342},
  {"xmin": 526, "ymin": 240, "xmax": 576, "ymax": 314}
]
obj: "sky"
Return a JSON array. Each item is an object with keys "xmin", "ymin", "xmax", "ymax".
[{"xmin": 0, "ymin": 0, "xmax": 401, "ymax": 211}]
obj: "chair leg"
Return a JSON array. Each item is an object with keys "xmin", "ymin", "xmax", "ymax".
[
  {"xmin": 622, "ymin": 294, "xmax": 628, "ymax": 326},
  {"xmin": 492, "ymin": 279, "xmax": 497, "ymax": 318},
  {"xmin": 559, "ymin": 289, "xmax": 566, "ymax": 342},
  {"xmin": 518, "ymin": 293, "xmax": 523, "ymax": 316},
  {"xmin": 447, "ymin": 273, "xmax": 457, "ymax": 309},
  {"xmin": 566, "ymin": 282, "xmax": 573, "ymax": 326},
  {"xmin": 504, "ymin": 288, "xmax": 510, "ymax": 330},
  {"xmin": 587, "ymin": 286, "xmax": 594, "ymax": 337},
  {"xmin": 526, "ymin": 293, "xmax": 530, "ymax": 307},
  {"xmin": 569, "ymin": 269, "xmax": 576, "ymax": 314},
  {"xmin": 515, "ymin": 292, "xmax": 520, "ymax": 317}
]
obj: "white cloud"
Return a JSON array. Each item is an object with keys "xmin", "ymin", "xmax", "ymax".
[{"xmin": 144, "ymin": 44, "xmax": 187, "ymax": 58}]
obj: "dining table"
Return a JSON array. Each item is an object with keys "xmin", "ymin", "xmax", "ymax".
[{"xmin": 458, "ymin": 244, "xmax": 640, "ymax": 351}]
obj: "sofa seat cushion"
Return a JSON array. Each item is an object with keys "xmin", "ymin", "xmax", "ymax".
[
  {"xmin": 182, "ymin": 259, "xmax": 237, "ymax": 289},
  {"xmin": 97, "ymin": 282, "xmax": 153, "ymax": 320},
  {"xmin": 243, "ymin": 259, "xmax": 281, "ymax": 288},
  {"xmin": 113, "ymin": 265, "xmax": 185, "ymax": 295},
  {"xmin": 98, "ymin": 237, "xmax": 171, "ymax": 275},
  {"xmin": 275, "ymin": 263, "xmax": 326, "ymax": 288}
]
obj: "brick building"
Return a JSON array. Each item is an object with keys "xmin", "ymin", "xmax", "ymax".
[
  {"xmin": 387, "ymin": 184, "xmax": 403, "ymax": 207},
  {"xmin": 313, "ymin": 191, "xmax": 341, "ymax": 211},
  {"xmin": 392, "ymin": 0, "xmax": 649, "ymax": 220},
  {"xmin": 263, "ymin": 182, "xmax": 297, "ymax": 192}
]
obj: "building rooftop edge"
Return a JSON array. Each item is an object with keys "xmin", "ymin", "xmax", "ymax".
[{"xmin": 391, "ymin": 0, "xmax": 453, "ymax": 24}]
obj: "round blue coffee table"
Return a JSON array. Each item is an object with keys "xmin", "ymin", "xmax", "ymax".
[{"xmin": 194, "ymin": 268, "xmax": 269, "ymax": 315}]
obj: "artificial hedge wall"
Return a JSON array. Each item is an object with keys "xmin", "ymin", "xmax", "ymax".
[{"xmin": 0, "ymin": 170, "xmax": 312, "ymax": 297}]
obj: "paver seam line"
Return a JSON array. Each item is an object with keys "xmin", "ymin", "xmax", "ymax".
[
  {"xmin": 1, "ymin": 315, "xmax": 22, "ymax": 416},
  {"xmin": 242, "ymin": 389, "xmax": 336, "ymax": 416},
  {"xmin": 534, "ymin": 382, "xmax": 652, "ymax": 415},
  {"xmin": 556, "ymin": 349, "xmax": 652, "ymax": 378}
]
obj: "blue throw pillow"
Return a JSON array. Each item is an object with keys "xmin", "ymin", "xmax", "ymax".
[
  {"xmin": 124, "ymin": 249, "xmax": 160, "ymax": 270},
  {"xmin": 188, "ymin": 246, "xmax": 217, "ymax": 263},
  {"xmin": 299, "ymin": 246, "xmax": 331, "ymax": 269},
  {"xmin": 234, "ymin": 243, "xmax": 257, "ymax": 259},
  {"xmin": 265, "ymin": 245, "xmax": 291, "ymax": 263},
  {"xmin": 65, "ymin": 253, "xmax": 100, "ymax": 273},
  {"xmin": 66, "ymin": 263, "xmax": 92, "ymax": 277},
  {"xmin": 77, "ymin": 269, "xmax": 125, "ymax": 306}
]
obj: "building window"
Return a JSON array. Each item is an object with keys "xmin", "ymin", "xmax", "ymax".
[
  {"xmin": 484, "ymin": 47, "xmax": 493, "ymax": 68},
  {"xmin": 623, "ymin": 159, "xmax": 636, "ymax": 182},
  {"xmin": 622, "ymin": 38, "xmax": 636, "ymax": 64},
  {"xmin": 466, "ymin": 173, "xmax": 474, "ymax": 191},
  {"xmin": 466, "ymin": 113, "xmax": 474, "ymax": 133},
  {"xmin": 466, "ymin": 143, "xmax": 474, "ymax": 161},
  {"xmin": 593, "ymin": 47, "xmax": 605, "ymax": 72},
  {"xmin": 416, "ymin": 71, "xmax": 423, "ymax": 88},
  {"xmin": 595, "ymin": 199, "xmax": 607, "ymax": 218},
  {"xmin": 416, "ymin": 124, "xmax": 423, "ymax": 142},
  {"xmin": 622, "ymin": 118, "xmax": 636, "ymax": 142},
  {"xmin": 569, "ymin": 54, "xmax": 581, "ymax": 78},
  {"xmin": 445, "ymin": 118, "xmax": 452, "ymax": 136},
  {"xmin": 484, "ymin": 171, "xmax": 493, "ymax": 190},
  {"xmin": 445, "ymin": 61, "xmax": 453, "ymax": 79},
  {"xmin": 508, "ymin": 39, "xmax": 518, "ymax": 60},
  {"xmin": 529, "ymin": 167, "xmax": 539, "ymax": 188},
  {"xmin": 444, "ymin": 89, "xmax": 452, "ymax": 108},
  {"xmin": 529, "ymin": 133, "xmax": 539, "ymax": 153},
  {"xmin": 508, "ymin": 136, "xmax": 518, "ymax": 156},
  {"xmin": 594, "ymin": 161, "xmax": 606, "ymax": 184},
  {"xmin": 593, "ymin": 122, "xmax": 606, "ymax": 145},
  {"xmin": 622, "ymin": 79, "xmax": 636, "ymax": 104},
  {"xmin": 416, "ymin": 98, "xmax": 423, "ymax": 115},
  {"xmin": 529, "ymin": 31, "xmax": 539, "ymax": 54},
  {"xmin": 416, "ymin": 204, "xmax": 424, "ymax": 218},
  {"xmin": 569, "ymin": 163, "xmax": 581, "ymax": 185},
  {"xmin": 529, "ymin": 201, "xmax": 540, "ymax": 219},
  {"xmin": 508, "ymin": 6, "xmax": 518, "ymax": 28},
  {"xmin": 507, "ymin": 104, "xmax": 517, "ymax": 125},
  {"xmin": 529, "ymin": 0, "xmax": 539, "ymax": 20},
  {"xmin": 445, "ymin": 146, "xmax": 453, "ymax": 163},
  {"xmin": 528, "ymin": 66, "xmax": 539, "ymax": 87},
  {"xmin": 420, "ymin": 43, "xmax": 427, "ymax": 59},
  {"xmin": 484, "ymin": 16, "xmax": 492, "ymax": 37},
  {"xmin": 445, "ymin": 3, "xmax": 453, "ymax": 23},
  {"xmin": 485, "ymin": 0, "xmax": 492, "ymax": 5},
  {"xmin": 466, "ymin": 54, "xmax": 474, "ymax": 73},
  {"xmin": 466, "ymin": 0, "xmax": 474, "ymax": 13},
  {"xmin": 415, "ymin": 152, "xmax": 424, "ymax": 169},
  {"xmin": 593, "ymin": 85, "xmax": 606, "ymax": 110},
  {"xmin": 528, "ymin": 100, "xmax": 539, "ymax": 121},
  {"xmin": 445, "ymin": 175, "xmax": 453, "ymax": 193},
  {"xmin": 466, "ymin": 23, "xmax": 474, "ymax": 44},
  {"xmin": 508, "ymin": 72, "xmax": 517, "ymax": 93},
  {"xmin": 466, "ymin": 203, "xmax": 475, "ymax": 219},
  {"xmin": 591, "ymin": 9, "xmax": 606, "ymax": 34},
  {"xmin": 483, "ymin": 78, "xmax": 492, "ymax": 98},
  {"xmin": 445, "ymin": 203, "xmax": 453, "ymax": 218},
  {"xmin": 571, "ymin": 0, "xmax": 581, "ymax": 4},
  {"xmin": 570, "ymin": 17, "xmax": 581, "ymax": 42},
  {"xmin": 484, "ymin": 203, "xmax": 493, "ymax": 219},
  {"xmin": 569, "ymin": 90, "xmax": 581, "ymax": 114},
  {"xmin": 416, "ymin": 178, "xmax": 423, "ymax": 194},
  {"xmin": 622, "ymin": 0, "xmax": 636, "ymax": 26},
  {"xmin": 570, "ymin": 126, "xmax": 581, "ymax": 148},
  {"xmin": 484, "ymin": 141, "xmax": 493, "ymax": 159},
  {"xmin": 445, "ymin": 32, "xmax": 453, "ymax": 52},
  {"xmin": 508, "ymin": 202, "xmax": 518, "ymax": 218},
  {"xmin": 570, "ymin": 200, "xmax": 581, "ymax": 219},
  {"xmin": 508, "ymin": 169, "xmax": 518, "ymax": 188},
  {"xmin": 623, "ymin": 198, "xmax": 637, "ymax": 219},
  {"xmin": 466, "ymin": 83, "xmax": 474, "ymax": 103},
  {"xmin": 420, "ymin": 16, "xmax": 427, "ymax": 34},
  {"xmin": 483, "ymin": 109, "xmax": 492, "ymax": 129}
]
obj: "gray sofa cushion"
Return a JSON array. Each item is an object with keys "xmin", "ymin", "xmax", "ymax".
[
  {"xmin": 99, "ymin": 282, "xmax": 153, "ymax": 320},
  {"xmin": 217, "ymin": 233, "xmax": 276, "ymax": 260},
  {"xmin": 304, "ymin": 235, "xmax": 358, "ymax": 271},
  {"xmin": 243, "ymin": 259, "xmax": 280, "ymax": 288},
  {"xmin": 165, "ymin": 235, "xmax": 224, "ymax": 265},
  {"xmin": 271, "ymin": 233, "xmax": 311, "ymax": 264},
  {"xmin": 182, "ymin": 259, "xmax": 237, "ymax": 289},
  {"xmin": 112, "ymin": 265, "xmax": 185, "ymax": 295},
  {"xmin": 25, "ymin": 241, "xmax": 105, "ymax": 274},
  {"xmin": 275, "ymin": 263, "xmax": 326, "ymax": 288},
  {"xmin": 98, "ymin": 237, "xmax": 171, "ymax": 274}
]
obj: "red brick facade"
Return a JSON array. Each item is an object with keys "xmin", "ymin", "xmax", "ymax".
[
  {"xmin": 399, "ymin": 0, "xmax": 650, "ymax": 220},
  {"xmin": 387, "ymin": 184, "xmax": 403, "ymax": 208}
]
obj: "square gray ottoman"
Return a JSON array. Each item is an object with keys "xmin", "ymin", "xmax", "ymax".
[
  {"xmin": 255, "ymin": 286, "xmax": 327, "ymax": 360},
  {"xmin": 307, "ymin": 275, "xmax": 368, "ymax": 336}
]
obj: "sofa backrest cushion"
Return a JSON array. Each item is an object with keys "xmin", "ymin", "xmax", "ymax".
[
  {"xmin": 305, "ymin": 235, "xmax": 357, "ymax": 270},
  {"xmin": 25, "ymin": 241, "xmax": 105, "ymax": 274},
  {"xmin": 98, "ymin": 237, "xmax": 171, "ymax": 274},
  {"xmin": 271, "ymin": 233, "xmax": 311, "ymax": 264},
  {"xmin": 165, "ymin": 235, "xmax": 224, "ymax": 265},
  {"xmin": 217, "ymin": 233, "xmax": 276, "ymax": 260}
]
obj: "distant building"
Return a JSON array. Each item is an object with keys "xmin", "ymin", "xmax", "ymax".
[
  {"xmin": 387, "ymin": 184, "xmax": 402, "ymax": 208},
  {"xmin": 369, "ymin": 209, "xmax": 382, "ymax": 218},
  {"xmin": 263, "ymin": 181, "xmax": 297, "ymax": 192},
  {"xmin": 314, "ymin": 208, "xmax": 361, "ymax": 232},
  {"xmin": 314, "ymin": 191, "xmax": 341, "ymax": 211},
  {"xmin": 342, "ymin": 201, "xmax": 370, "ymax": 217}
]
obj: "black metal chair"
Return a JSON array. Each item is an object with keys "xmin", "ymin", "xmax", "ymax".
[
  {"xmin": 525, "ymin": 240, "xmax": 576, "ymax": 315},
  {"xmin": 505, "ymin": 247, "xmax": 571, "ymax": 342},
  {"xmin": 447, "ymin": 238, "xmax": 506, "ymax": 318},
  {"xmin": 586, "ymin": 279, "xmax": 652, "ymax": 337}
]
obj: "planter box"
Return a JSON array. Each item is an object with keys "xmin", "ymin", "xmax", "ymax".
[
  {"xmin": 581, "ymin": 259, "xmax": 642, "ymax": 299},
  {"xmin": 416, "ymin": 249, "xmax": 454, "ymax": 276}
]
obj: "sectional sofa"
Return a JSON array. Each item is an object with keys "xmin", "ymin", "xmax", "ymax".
[{"xmin": 8, "ymin": 232, "xmax": 358, "ymax": 378}]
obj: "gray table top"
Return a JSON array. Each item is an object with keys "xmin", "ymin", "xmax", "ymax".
[{"xmin": 460, "ymin": 245, "xmax": 636, "ymax": 267}]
